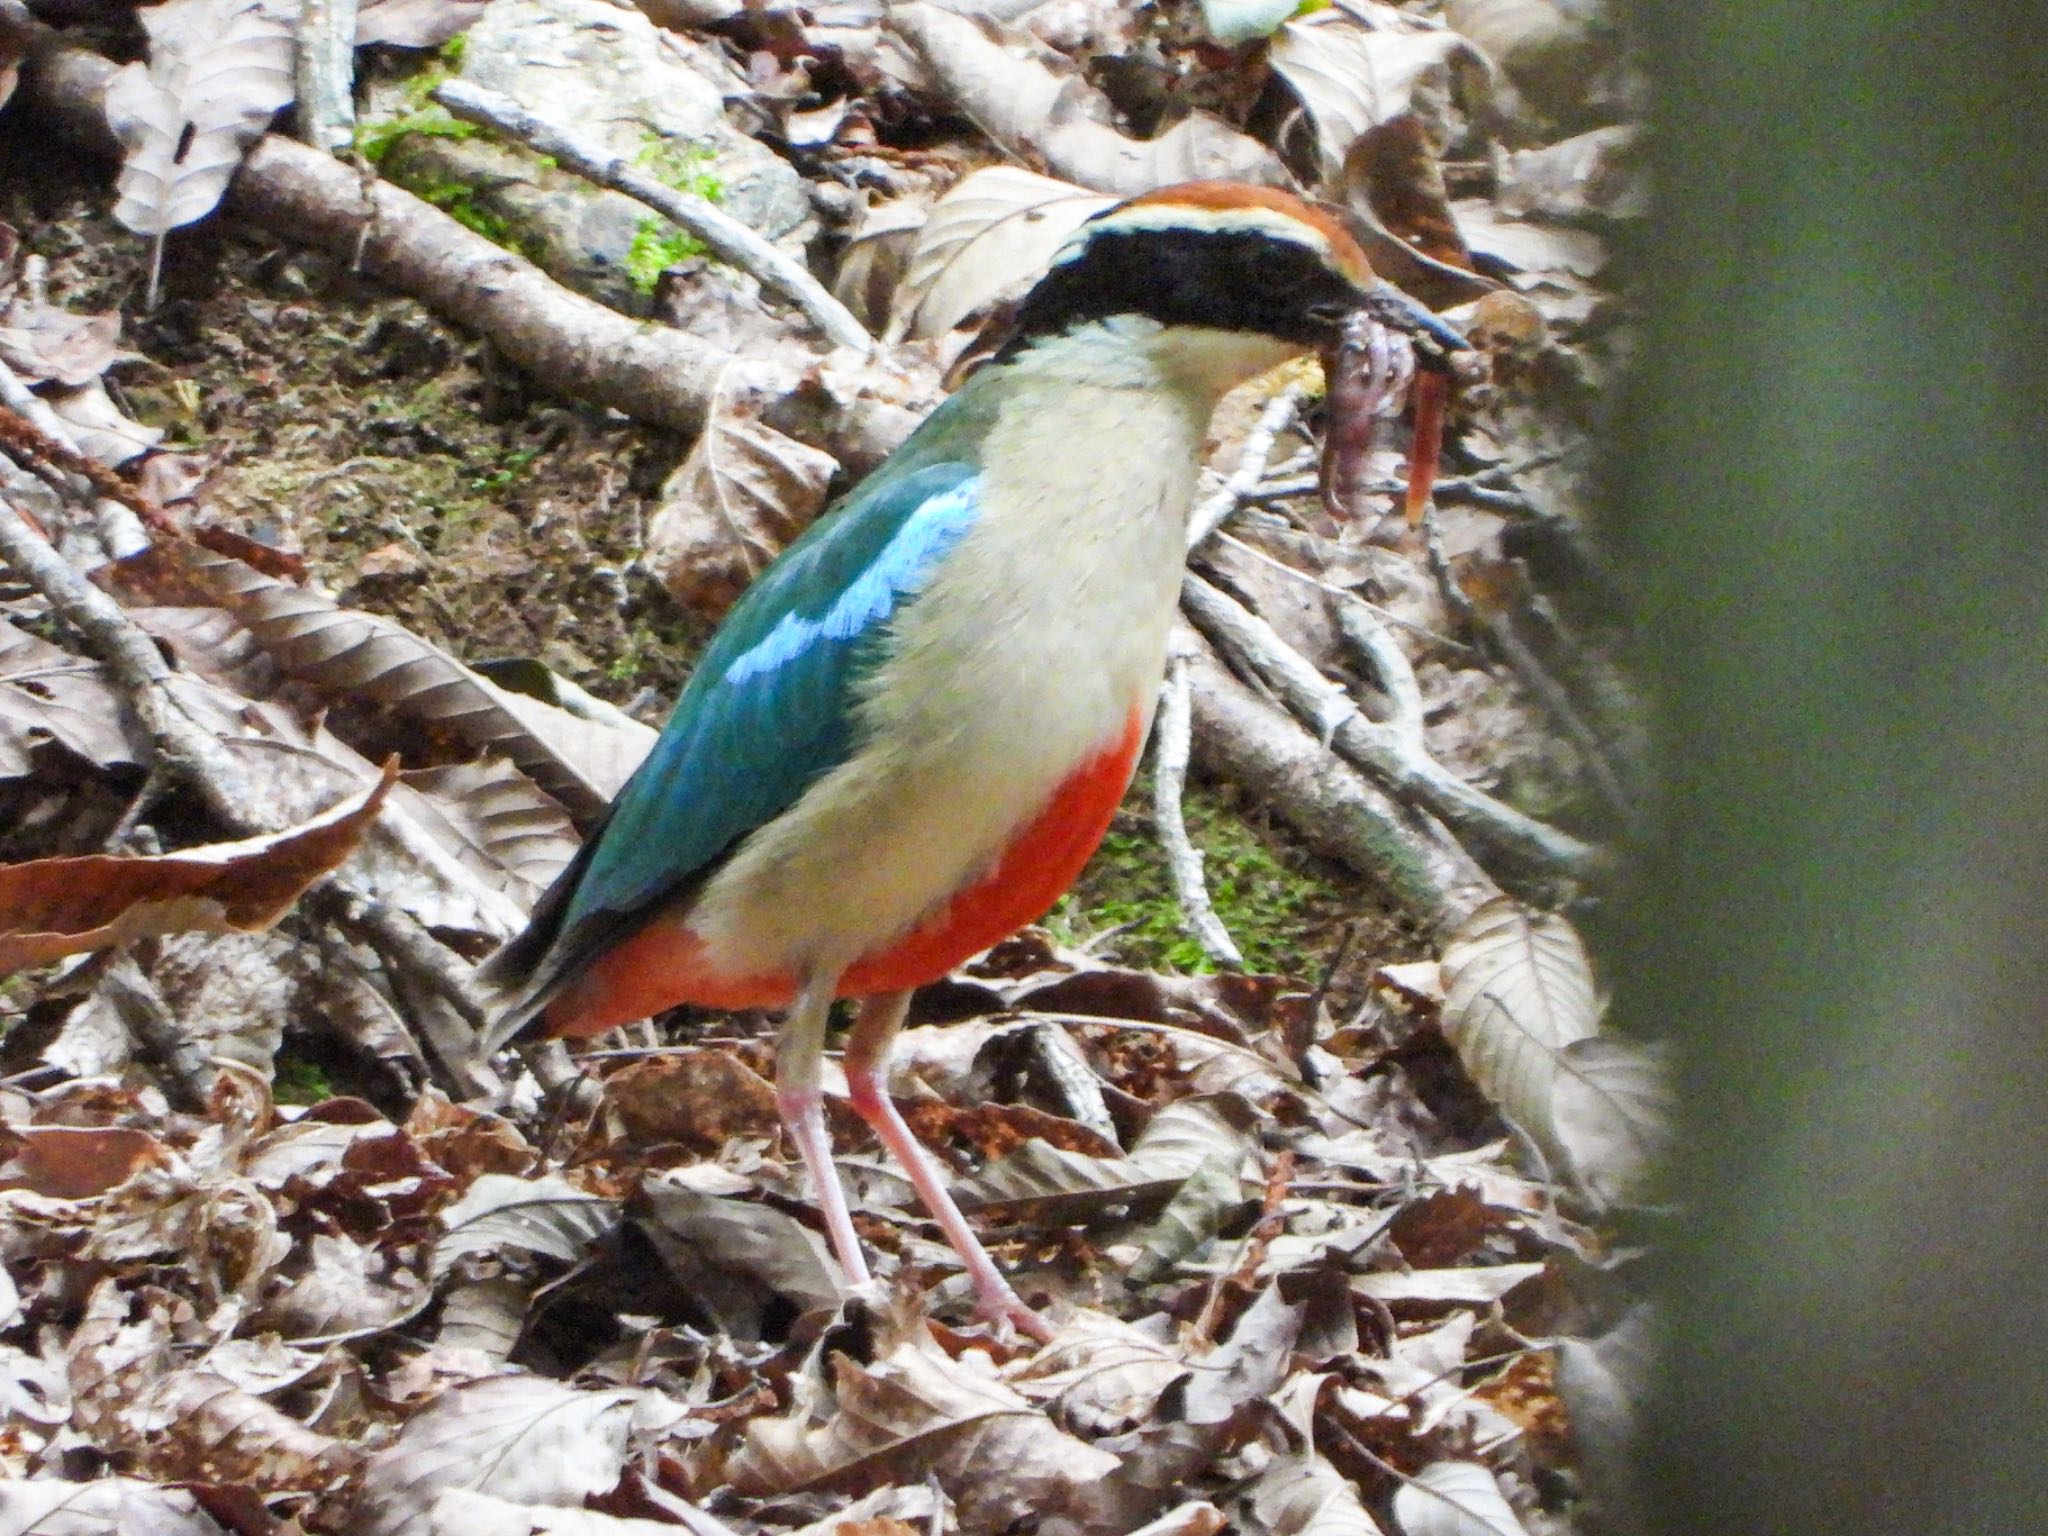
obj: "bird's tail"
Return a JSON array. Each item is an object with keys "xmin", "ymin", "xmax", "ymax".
[{"xmin": 470, "ymin": 826, "xmax": 607, "ymax": 1056}]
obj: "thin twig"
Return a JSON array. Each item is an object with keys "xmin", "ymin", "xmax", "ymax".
[
  {"xmin": 0, "ymin": 360, "xmax": 151, "ymax": 557},
  {"xmin": 1186, "ymin": 384, "xmax": 1305, "ymax": 550},
  {"xmin": 431, "ymin": 79, "xmax": 874, "ymax": 355},
  {"xmin": 1153, "ymin": 649, "xmax": 1244, "ymax": 968}
]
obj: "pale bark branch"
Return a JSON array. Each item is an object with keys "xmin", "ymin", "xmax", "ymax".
[
  {"xmin": 1153, "ymin": 650, "xmax": 1245, "ymax": 968},
  {"xmin": 431, "ymin": 78, "xmax": 874, "ymax": 356},
  {"xmin": 1182, "ymin": 572, "xmax": 1601, "ymax": 882},
  {"xmin": 1180, "ymin": 626, "xmax": 1495, "ymax": 934},
  {"xmin": 27, "ymin": 38, "xmax": 740, "ymax": 439}
]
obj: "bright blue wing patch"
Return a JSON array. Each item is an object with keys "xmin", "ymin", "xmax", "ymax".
[
  {"xmin": 557, "ymin": 460, "xmax": 983, "ymax": 939},
  {"xmin": 722, "ymin": 480, "xmax": 980, "ymax": 686}
]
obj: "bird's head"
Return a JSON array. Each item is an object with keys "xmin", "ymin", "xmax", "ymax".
[{"xmin": 994, "ymin": 181, "xmax": 1465, "ymax": 394}]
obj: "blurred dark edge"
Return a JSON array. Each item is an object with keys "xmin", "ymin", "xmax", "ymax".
[{"xmin": 1612, "ymin": 3, "xmax": 2048, "ymax": 1532}]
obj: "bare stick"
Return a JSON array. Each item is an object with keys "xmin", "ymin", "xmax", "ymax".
[
  {"xmin": 1153, "ymin": 649, "xmax": 1244, "ymax": 967},
  {"xmin": 432, "ymin": 79, "xmax": 875, "ymax": 355},
  {"xmin": 294, "ymin": 0, "xmax": 358, "ymax": 154},
  {"xmin": 1182, "ymin": 572, "xmax": 1601, "ymax": 881},
  {"xmin": 1180, "ymin": 628, "xmax": 1494, "ymax": 933},
  {"xmin": 0, "ymin": 359, "xmax": 149, "ymax": 557},
  {"xmin": 1187, "ymin": 385, "xmax": 1304, "ymax": 550}
]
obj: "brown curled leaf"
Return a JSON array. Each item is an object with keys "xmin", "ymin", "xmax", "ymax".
[{"xmin": 0, "ymin": 758, "xmax": 397, "ymax": 977}]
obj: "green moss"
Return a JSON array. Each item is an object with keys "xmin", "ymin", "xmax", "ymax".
[
  {"xmin": 1052, "ymin": 785, "xmax": 1347, "ymax": 977},
  {"xmin": 355, "ymin": 104, "xmax": 476, "ymax": 165},
  {"xmin": 438, "ymin": 32, "xmax": 468, "ymax": 68},
  {"xmin": 634, "ymin": 135, "xmax": 726, "ymax": 203},
  {"xmin": 355, "ymin": 64, "xmax": 478, "ymax": 164},
  {"xmin": 272, "ymin": 1050, "xmax": 336, "ymax": 1106},
  {"xmin": 624, "ymin": 218, "xmax": 707, "ymax": 294}
]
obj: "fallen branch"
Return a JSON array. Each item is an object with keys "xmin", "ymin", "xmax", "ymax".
[
  {"xmin": 0, "ymin": 360, "xmax": 151, "ymax": 557},
  {"xmin": 27, "ymin": 38, "xmax": 741, "ymax": 439},
  {"xmin": 1180, "ymin": 626, "xmax": 1495, "ymax": 933},
  {"xmin": 431, "ymin": 79, "xmax": 874, "ymax": 356},
  {"xmin": 1153, "ymin": 649, "xmax": 1244, "ymax": 968},
  {"xmin": 1187, "ymin": 385, "xmax": 1305, "ymax": 549},
  {"xmin": 1182, "ymin": 572, "xmax": 1601, "ymax": 882}
]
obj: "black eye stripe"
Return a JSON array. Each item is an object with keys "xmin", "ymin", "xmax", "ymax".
[{"xmin": 999, "ymin": 227, "xmax": 1360, "ymax": 357}]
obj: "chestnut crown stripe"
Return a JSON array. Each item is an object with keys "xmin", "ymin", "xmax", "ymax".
[{"xmin": 1000, "ymin": 183, "xmax": 1376, "ymax": 354}]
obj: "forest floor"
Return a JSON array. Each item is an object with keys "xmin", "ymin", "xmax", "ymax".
[{"xmin": 0, "ymin": 4, "xmax": 1656, "ymax": 1535}]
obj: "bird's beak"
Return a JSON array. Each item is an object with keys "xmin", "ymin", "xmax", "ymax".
[{"xmin": 1357, "ymin": 284, "xmax": 1470, "ymax": 360}]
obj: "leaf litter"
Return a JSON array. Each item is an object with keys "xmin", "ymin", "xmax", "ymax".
[{"xmin": 0, "ymin": 0, "xmax": 1664, "ymax": 1531}]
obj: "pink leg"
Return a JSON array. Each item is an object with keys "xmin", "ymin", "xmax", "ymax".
[
  {"xmin": 776, "ymin": 971, "xmax": 871, "ymax": 1288},
  {"xmin": 844, "ymin": 991, "xmax": 1054, "ymax": 1342}
]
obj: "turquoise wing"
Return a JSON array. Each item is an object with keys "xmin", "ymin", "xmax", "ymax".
[{"xmin": 483, "ymin": 450, "xmax": 985, "ymax": 1021}]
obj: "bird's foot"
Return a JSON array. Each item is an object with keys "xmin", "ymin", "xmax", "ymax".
[{"xmin": 973, "ymin": 1280, "xmax": 1056, "ymax": 1345}]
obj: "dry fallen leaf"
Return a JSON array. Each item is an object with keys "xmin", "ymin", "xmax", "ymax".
[
  {"xmin": 644, "ymin": 395, "xmax": 839, "ymax": 619},
  {"xmin": 0, "ymin": 619, "xmax": 146, "ymax": 779},
  {"xmin": 729, "ymin": 1328, "xmax": 1121, "ymax": 1530},
  {"xmin": 886, "ymin": 168, "xmax": 1112, "ymax": 342},
  {"xmin": 0, "ymin": 758, "xmax": 397, "ymax": 977},
  {"xmin": 1270, "ymin": 10, "xmax": 1490, "ymax": 175},
  {"xmin": 1437, "ymin": 898, "xmax": 1598, "ymax": 1164},
  {"xmin": 351, "ymin": 1376, "xmax": 663, "ymax": 1536},
  {"xmin": 103, "ymin": 0, "xmax": 297, "ymax": 304},
  {"xmin": 892, "ymin": 3, "xmax": 1285, "ymax": 196},
  {"xmin": 102, "ymin": 541, "xmax": 655, "ymax": 824},
  {"xmin": 0, "ymin": 1476, "xmax": 231, "ymax": 1534},
  {"xmin": 430, "ymin": 1171, "xmax": 622, "ymax": 1282},
  {"xmin": 1390, "ymin": 1461, "xmax": 1529, "ymax": 1536}
]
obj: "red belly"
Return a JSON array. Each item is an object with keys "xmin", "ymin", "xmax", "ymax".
[{"xmin": 544, "ymin": 707, "xmax": 1146, "ymax": 1035}]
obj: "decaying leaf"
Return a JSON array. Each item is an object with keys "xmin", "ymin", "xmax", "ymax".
[
  {"xmin": 352, "ymin": 1376, "xmax": 661, "ymax": 1536},
  {"xmin": 729, "ymin": 1328, "xmax": 1120, "ymax": 1530},
  {"xmin": 1340, "ymin": 115, "xmax": 1498, "ymax": 312},
  {"xmin": 0, "ymin": 1477, "xmax": 230, "ymax": 1534},
  {"xmin": 103, "ymin": 0, "xmax": 296, "ymax": 303},
  {"xmin": 397, "ymin": 759, "xmax": 581, "ymax": 910},
  {"xmin": 1441, "ymin": 0, "xmax": 1619, "ymax": 124},
  {"xmin": 644, "ymin": 397, "xmax": 839, "ymax": 619},
  {"xmin": 960, "ymin": 1094, "xmax": 1254, "ymax": 1219},
  {"xmin": 892, "ymin": 4, "xmax": 1284, "ymax": 196},
  {"xmin": 1270, "ymin": 11, "xmax": 1490, "ymax": 175},
  {"xmin": 431, "ymin": 1172, "xmax": 622, "ymax": 1282},
  {"xmin": 886, "ymin": 168, "xmax": 1113, "ymax": 342},
  {"xmin": 0, "ymin": 302, "xmax": 125, "ymax": 388},
  {"xmin": 0, "ymin": 620, "xmax": 145, "ymax": 779},
  {"xmin": 1248, "ymin": 1452, "xmax": 1388, "ymax": 1535},
  {"xmin": 1, "ymin": 1125, "xmax": 169, "ymax": 1199},
  {"xmin": 44, "ymin": 379, "xmax": 165, "ymax": 466},
  {"xmin": 425, "ymin": 1490, "xmax": 706, "ymax": 1535},
  {"xmin": 0, "ymin": 759, "xmax": 397, "ymax": 977},
  {"xmin": 1390, "ymin": 1461, "xmax": 1528, "ymax": 1536},
  {"xmin": 636, "ymin": 1168, "xmax": 844, "ymax": 1325},
  {"xmin": 1548, "ymin": 1034, "xmax": 1671, "ymax": 1205},
  {"xmin": 101, "ymin": 541, "xmax": 654, "ymax": 824},
  {"xmin": 1437, "ymin": 898, "xmax": 1597, "ymax": 1160}
]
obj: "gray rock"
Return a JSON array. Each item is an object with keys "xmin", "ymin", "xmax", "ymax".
[{"xmin": 366, "ymin": 0, "xmax": 811, "ymax": 312}]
